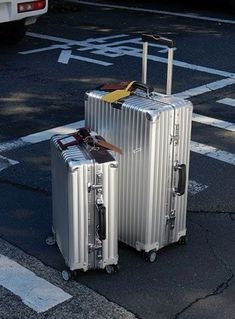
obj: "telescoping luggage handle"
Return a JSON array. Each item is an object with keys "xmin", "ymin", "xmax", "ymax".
[{"xmin": 141, "ymin": 34, "xmax": 174, "ymax": 95}]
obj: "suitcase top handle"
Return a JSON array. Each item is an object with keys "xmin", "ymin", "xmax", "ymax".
[
  {"xmin": 141, "ymin": 34, "xmax": 174, "ymax": 48},
  {"xmin": 57, "ymin": 127, "xmax": 123, "ymax": 155},
  {"xmin": 141, "ymin": 33, "xmax": 174, "ymax": 95}
]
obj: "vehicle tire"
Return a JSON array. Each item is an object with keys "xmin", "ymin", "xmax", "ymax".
[{"xmin": 1, "ymin": 20, "xmax": 27, "ymax": 45}]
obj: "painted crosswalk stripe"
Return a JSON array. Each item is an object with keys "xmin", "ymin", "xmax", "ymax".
[
  {"xmin": 22, "ymin": 120, "xmax": 85, "ymax": 144},
  {"xmin": 0, "ymin": 255, "xmax": 72, "ymax": 313},
  {"xmin": 0, "ymin": 156, "xmax": 19, "ymax": 172},
  {"xmin": 217, "ymin": 98, "xmax": 235, "ymax": 108},
  {"xmin": 190, "ymin": 141, "xmax": 235, "ymax": 166},
  {"xmin": 192, "ymin": 113, "xmax": 235, "ymax": 132},
  {"xmin": 174, "ymin": 78, "xmax": 235, "ymax": 99},
  {"xmin": 0, "ymin": 120, "xmax": 234, "ymax": 167},
  {"xmin": 0, "ymin": 120, "xmax": 85, "ymax": 152}
]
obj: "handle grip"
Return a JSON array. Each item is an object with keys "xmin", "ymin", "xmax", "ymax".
[
  {"xmin": 97, "ymin": 205, "xmax": 106, "ymax": 240},
  {"xmin": 141, "ymin": 33, "xmax": 174, "ymax": 95},
  {"xmin": 175, "ymin": 164, "xmax": 186, "ymax": 196},
  {"xmin": 132, "ymin": 82, "xmax": 154, "ymax": 95},
  {"xmin": 142, "ymin": 34, "xmax": 174, "ymax": 48}
]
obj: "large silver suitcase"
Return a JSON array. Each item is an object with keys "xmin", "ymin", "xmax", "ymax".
[
  {"xmin": 49, "ymin": 132, "xmax": 119, "ymax": 278},
  {"xmin": 85, "ymin": 34, "xmax": 193, "ymax": 262}
]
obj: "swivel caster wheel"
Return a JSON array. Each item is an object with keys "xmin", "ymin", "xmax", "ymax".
[
  {"xmin": 143, "ymin": 250, "xmax": 157, "ymax": 263},
  {"xmin": 105, "ymin": 264, "xmax": 119, "ymax": 275},
  {"xmin": 61, "ymin": 270, "xmax": 72, "ymax": 281},
  {"xmin": 45, "ymin": 234, "xmax": 56, "ymax": 246},
  {"xmin": 178, "ymin": 235, "xmax": 187, "ymax": 245}
]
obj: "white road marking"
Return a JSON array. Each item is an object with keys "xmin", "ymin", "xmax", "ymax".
[
  {"xmin": 23, "ymin": 32, "xmax": 235, "ymax": 80},
  {"xmin": 190, "ymin": 141, "xmax": 235, "ymax": 166},
  {"xmin": 20, "ymin": 44, "xmax": 72, "ymax": 55},
  {"xmin": 174, "ymin": 78, "xmax": 235, "ymax": 99},
  {"xmin": 134, "ymin": 53, "xmax": 235, "ymax": 79},
  {"xmin": 188, "ymin": 180, "xmax": 208, "ymax": 195},
  {"xmin": 0, "ymin": 156, "xmax": 19, "ymax": 171},
  {"xmin": 192, "ymin": 113, "xmax": 235, "ymax": 132},
  {"xmin": 22, "ymin": 120, "xmax": 85, "ymax": 144},
  {"xmin": 58, "ymin": 49, "xmax": 112, "ymax": 65},
  {"xmin": 217, "ymin": 98, "xmax": 235, "ymax": 108},
  {"xmin": 0, "ymin": 120, "xmax": 234, "ymax": 195},
  {"xmin": 0, "ymin": 254, "xmax": 72, "ymax": 313},
  {"xmin": 70, "ymin": 0, "xmax": 235, "ymax": 25},
  {"xmin": 0, "ymin": 119, "xmax": 234, "ymax": 165},
  {"xmin": 0, "ymin": 120, "xmax": 85, "ymax": 152}
]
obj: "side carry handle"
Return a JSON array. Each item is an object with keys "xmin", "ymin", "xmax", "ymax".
[
  {"xmin": 141, "ymin": 33, "xmax": 174, "ymax": 95},
  {"xmin": 97, "ymin": 205, "xmax": 106, "ymax": 240},
  {"xmin": 175, "ymin": 164, "xmax": 186, "ymax": 196}
]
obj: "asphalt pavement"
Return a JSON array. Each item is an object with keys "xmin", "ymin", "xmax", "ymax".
[{"xmin": 0, "ymin": 1, "xmax": 235, "ymax": 318}]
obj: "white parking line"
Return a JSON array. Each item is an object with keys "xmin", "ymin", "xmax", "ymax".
[
  {"xmin": 174, "ymin": 78, "xmax": 235, "ymax": 99},
  {"xmin": 217, "ymin": 98, "xmax": 235, "ymax": 108},
  {"xmin": 0, "ymin": 120, "xmax": 85, "ymax": 152},
  {"xmin": 70, "ymin": 0, "xmax": 235, "ymax": 25},
  {"xmin": 0, "ymin": 156, "xmax": 19, "ymax": 171},
  {"xmin": 192, "ymin": 113, "xmax": 235, "ymax": 132},
  {"xmin": 190, "ymin": 141, "xmax": 235, "ymax": 166},
  {"xmin": 0, "ymin": 255, "xmax": 72, "ymax": 313},
  {"xmin": 23, "ymin": 32, "xmax": 235, "ymax": 80},
  {"xmin": 58, "ymin": 50, "xmax": 112, "ymax": 66}
]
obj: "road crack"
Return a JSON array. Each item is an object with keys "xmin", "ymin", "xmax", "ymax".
[{"xmin": 174, "ymin": 220, "xmax": 234, "ymax": 319}]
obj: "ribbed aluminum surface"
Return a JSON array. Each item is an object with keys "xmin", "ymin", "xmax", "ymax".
[
  {"xmin": 85, "ymin": 91, "xmax": 192, "ymax": 252},
  {"xmin": 51, "ymin": 136, "xmax": 118, "ymax": 271}
]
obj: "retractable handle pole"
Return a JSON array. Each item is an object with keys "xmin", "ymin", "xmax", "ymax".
[{"xmin": 141, "ymin": 34, "xmax": 174, "ymax": 95}]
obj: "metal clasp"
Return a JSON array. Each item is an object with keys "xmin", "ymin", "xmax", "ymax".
[
  {"xmin": 167, "ymin": 210, "xmax": 176, "ymax": 229},
  {"xmin": 170, "ymin": 124, "xmax": 179, "ymax": 144}
]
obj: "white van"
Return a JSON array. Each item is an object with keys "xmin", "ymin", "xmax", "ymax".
[{"xmin": 0, "ymin": 0, "xmax": 48, "ymax": 44}]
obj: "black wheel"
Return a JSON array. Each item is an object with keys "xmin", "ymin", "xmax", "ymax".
[
  {"xmin": 105, "ymin": 265, "xmax": 117, "ymax": 275},
  {"xmin": 45, "ymin": 234, "xmax": 56, "ymax": 246},
  {"xmin": 71, "ymin": 270, "xmax": 79, "ymax": 280},
  {"xmin": 113, "ymin": 264, "xmax": 119, "ymax": 272},
  {"xmin": 61, "ymin": 270, "xmax": 72, "ymax": 281},
  {"xmin": 178, "ymin": 236, "xmax": 187, "ymax": 245},
  {"xmin": 143, "ymin": 250, "xmax": 157, "ymax": 263}
]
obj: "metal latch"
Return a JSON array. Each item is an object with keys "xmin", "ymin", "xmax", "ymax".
[
  {"xmin": 167, "ymin": 210, "xmax": 176, "ymax": 229},
  {"xmin": 170, "ymin": 124, "xmax": 179, "ymax": 144},
  {"xmin": 88, "ymin": 243, "xmax": 102, "ymax": 253},
  {"xmin": 88, "ymin": 184, "xmax": 103, "ymax": 192},
  {"xmin": 88, "ymin": 172, "xmax": 103, "ymax": 193}
]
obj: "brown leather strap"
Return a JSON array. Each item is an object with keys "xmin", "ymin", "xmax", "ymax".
[{"xmin": 95, "ymin": 138, "xmax": 123, "ymax": 155}]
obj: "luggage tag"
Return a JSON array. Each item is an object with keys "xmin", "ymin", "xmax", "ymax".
[{"xmin": 101, "ymin": 81, "xmax": 136, "ymax": 103}]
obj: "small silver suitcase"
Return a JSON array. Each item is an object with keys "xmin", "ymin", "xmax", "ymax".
[
  {"xmin": 85, "ymin": 34, "xmax": 193, "ymax": 262},
  {"xmin": 48, "ymin": 131, "xmax": 119, "ymax": 278}
]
